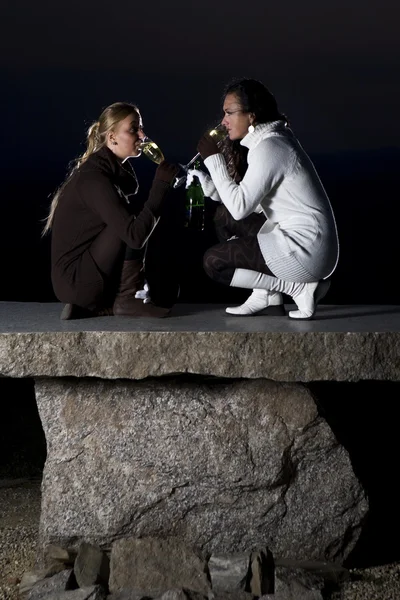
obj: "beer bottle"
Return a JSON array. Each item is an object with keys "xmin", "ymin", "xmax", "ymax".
[{"xmin": 185, "ymin": 160, "xmax": 205, "ymax": 231}]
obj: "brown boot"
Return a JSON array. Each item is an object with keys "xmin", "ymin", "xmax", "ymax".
[
  {"xmin": 113, "ymin": 260, "xmax": 170, "ymax": 318},
  {"xmin": 60, "ymin": 304, "xmax": 113, "ymax": 320}
]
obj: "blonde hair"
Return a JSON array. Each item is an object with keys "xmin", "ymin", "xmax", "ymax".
[{"xmin": 42, "ymin": 102, "xmax": 139, "ymax": 235}]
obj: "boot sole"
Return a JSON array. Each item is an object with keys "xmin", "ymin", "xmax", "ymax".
[
  {"xmin": 113, "ymin": 304, "xmax": 170, "ymax": 318},
  {"xmin": 226, "ymin": 304, "xmax": 286, "ymax": 317},
  {"xmin": 60, "ymin": 303, "xmax": 75, "ymax": 320},
  {"xmin": 60, "ymin": 303, "xmax": 112, "ymax": 320},
  {"xmin": 288, "ymin": 279, "xmax": 331, "ymax": 320}
]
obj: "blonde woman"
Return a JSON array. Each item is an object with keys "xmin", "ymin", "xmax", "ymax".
[{"xmin": 43, "ymin": 102, "xmax": 179, "ymax": 319}]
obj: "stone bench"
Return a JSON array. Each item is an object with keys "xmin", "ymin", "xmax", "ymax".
[{"xmin": 1, "ymin": 301, "xmax": 400, "ymax": 565}]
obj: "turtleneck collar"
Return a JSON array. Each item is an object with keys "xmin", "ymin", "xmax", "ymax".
[
  {"xmin": 83, "ymin": 145, "xmax": 125, "ymax": 176},
  {"xmin": 240, "ymin": 120, "xmax": 291, "ymax": 149},
  {"xmin": 82, "ymin": 145, "xmax": 139, "ymax": 196}
]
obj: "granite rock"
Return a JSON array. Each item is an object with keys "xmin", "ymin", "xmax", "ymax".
[
  {"xmin": 0, "ymin": 330, "xmax": 399, "ymax": 381},
  {"xmin": 36, "ymin": 377, "xmax": 368, "ymax": 562},
  {"xmin": 109, "ymin": 537, "xmax": 209, "ymax": 595}
]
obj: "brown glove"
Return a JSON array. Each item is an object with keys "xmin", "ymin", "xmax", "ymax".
[
  {"xmin": 154, "ymin": 160, "xmax": 180, "ymax": 184},
  {"xmin": 197, "ymin": 133, "xmax": 220, "ymax": 161}
]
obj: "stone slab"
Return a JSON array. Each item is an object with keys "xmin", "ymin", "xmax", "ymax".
[{"xmin": 0, "ymin": 303, "xmax": 400, "ymax": 381}]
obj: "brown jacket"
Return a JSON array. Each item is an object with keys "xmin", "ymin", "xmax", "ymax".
[{"xmin": 51, "ymin": 146, "xmax": 171, "ymax": 306}]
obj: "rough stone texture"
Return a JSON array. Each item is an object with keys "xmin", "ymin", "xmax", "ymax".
[
  {"xmin": 209, "ymin": 591, "xmax": 256, "ymax": 600},
  {"xmin": 31, "ymin": 586, "xmax": 106, "ymax": 599},
  {"xmin": 262, "ymin": 586, "xmax": 323, "ymax": 600},
  {"xmin": 74, "ymin": 543, "xmax": 110, "ymax": 589},
  {"xmin": 154, "ymin": 592, "xmax": 207, "ymax": 600},
  {"xmin": 0, "ymin": 331, "xmax": 399, "ymax": 381},
  {"xmin": 270, "ymin": 565, "xmax": 325, "ymax": 600},
  {"xmin": 26, "ymin": 568, "xmax": 74, "ymax": 599},
  {"xmin": 208, "ymin": 553, "xmax": 249, "ymax": 591},
  {"xmin": 36, "ymin": 377, "xmax": 367, "ymax": 562},
  {"xmin": 44, "ymin": 544, "xmax": 77, "ymax": 566},
  {"xmin": 19, "ymin": 563, "xmax": 68, "ymax": 595},
  {"xmin": 274, "ymin": 558, "xmax": 349, "ymax": 585},
  {"xmin": 109, "ymin": 537, "xmax": 210, "ymax": 595},
  {"xmin": 5, "ymin": 480, "xmax": 400, "ymax": 600},
  {"xmin": 249, "ymin": 548, "xmax": 274, "ymax": 595},
  {"xmin": 107, "ymin": 592, "xmax": 157, "ymax": 600},
  {"xmin": 154, "ymin": 591, "xmax": 210, "ymax": 600},
  {"xmin": 209, "ymin": 593, "xmax": 253, "ymax": 600},
  {"xmin": 342, "ymin": 562, "xmax": 400, "ymax": 600}
]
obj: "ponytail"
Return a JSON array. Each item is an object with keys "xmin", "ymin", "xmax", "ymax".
[
  {"xmin": 42, "ymin": 102, "xmax": 139, "ymax": 235},
  {"xmin": 42, "ymin": 121, "xmax": 104, "ymax": 235},
  {"xmin": 80, "ymin": 121, "xmax": 101, "ymax": 165}
]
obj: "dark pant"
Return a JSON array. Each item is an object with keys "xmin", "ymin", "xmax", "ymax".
[
  {"xmin": 203, "ymin": 205, "xmax": 273, "ymax": 287},
  {"xmin": 89, "ymin": 226, "xmax": 125, "ymax": 279},
  {"xmin": 85, "ymin": 227, "xmax": 144, "ymax": 308}
]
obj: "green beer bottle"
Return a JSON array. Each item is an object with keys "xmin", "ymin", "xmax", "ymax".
[{"xmin": 185, "ymin": 160, "xmax": 205, "ymax": 231}]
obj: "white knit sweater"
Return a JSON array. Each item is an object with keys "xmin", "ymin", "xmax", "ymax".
[{"xmin": 204, "ymin": 122, "xmax": 339, "ymax": 282}]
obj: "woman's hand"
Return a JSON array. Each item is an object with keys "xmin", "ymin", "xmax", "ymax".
[
  {"xmin": 155, "ymin": 160, "xmax": 180, "ymax": 184},
  {"xmin": 197, "ymin": 133, "xmax": 220, "ymax": 160},
  {"xmin": 186, "ymin": 169, "xmax": 221, "ymax": 202}
]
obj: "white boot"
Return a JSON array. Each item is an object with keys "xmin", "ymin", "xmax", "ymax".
[
  {"xmin": 289, "ymin": 279, "xmax": 331, "ymax": 319},
  {"xmin": 226, "ymin": 289, "xmax": 285, "ymax": 316},
  {"xmin": 230, "ymin": 269, "xmax": 330, "ymax": 320}
]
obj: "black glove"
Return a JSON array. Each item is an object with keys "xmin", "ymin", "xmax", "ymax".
[
  {"xmin": 154, "ymin": 160, "xmax": 180, "ymax": 184},
  {"xmin": 197, "ymin": 133, "xmax": 220, "ymax": 161}
]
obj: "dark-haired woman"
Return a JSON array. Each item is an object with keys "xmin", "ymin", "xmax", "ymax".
[{"xmin": 191, "ymin": 78, "xmax": 339, "ymax": 319}]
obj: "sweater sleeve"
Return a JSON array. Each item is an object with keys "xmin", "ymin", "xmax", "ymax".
[
  {"xmin": 204, "ymin": 138, "xmax": 289, "ymax": 220},
  {"xmin": 78, "ymin": 174, "xmax": 171, "ymax": 249}
]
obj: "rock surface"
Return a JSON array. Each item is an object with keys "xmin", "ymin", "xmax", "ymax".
[
  {"xmin": 208, "ymin": 553, "xmax": 249, "ymax": 591},
  {"xmin": 0, "ymin": 330, "xmax": 399, "ymax": 381},
  {"xmin": 36, "ymin": 377, "xmax": 368, "ymax": 562},
  {"xmin": 109, "ymin": 537, "xmax": 209, "ymax": 595},
  {"xmin": 74, "ymin": 542, "xmax": 110, "ymax": 589},
  {"xmin": 3, "ymin": 479, "xmax": 400, "ymax": 600},
  {"xmin": 25, "ymin": 568, "xmax": 74, "ymax": 599}
]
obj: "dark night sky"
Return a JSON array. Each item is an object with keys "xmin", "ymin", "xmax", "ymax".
[
  {"xmin": 0, "ymin": 0, "xmax": 399, "ymax": 304},
  {"xmin": 2, "ymin": 0, "xmax": 399, "ymax": 156}
]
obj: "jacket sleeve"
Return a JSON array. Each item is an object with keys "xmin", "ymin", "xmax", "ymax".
[
  {"xmin": 78, "ymin": 174, "xmax": 171, "ymax": 249},
  {"xmin": 204, "ymin": 138, "xmax": 291, "ymax": 220}
]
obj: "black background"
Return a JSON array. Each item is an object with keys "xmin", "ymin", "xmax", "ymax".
[{"xmin": 1, "ymin": 0, "xmax": 399, "ymax": 306}]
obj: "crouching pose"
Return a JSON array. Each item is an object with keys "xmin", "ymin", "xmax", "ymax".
[
  {"xmin": 43, "ymin": 102, "xmax": 179, "ymax": 319},
  {"xmin": 191, "ymin": 78, "xmax": 339, "ymax": 319}
]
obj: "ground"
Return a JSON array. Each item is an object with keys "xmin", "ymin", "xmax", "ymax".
[
  {"xmin": 1, "ymin": 480, "xmax": 400, "ymax": 599},
  {"xmin": 0, "ymin": 479, "xmax": 40, "ymax": 600}
]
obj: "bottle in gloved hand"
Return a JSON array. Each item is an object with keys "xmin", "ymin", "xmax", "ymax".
[{"xmin": 185, "ymin": 160, "xmax": 205, "ymax": 231}]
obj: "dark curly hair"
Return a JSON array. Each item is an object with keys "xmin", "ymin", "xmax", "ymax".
[{"xmin": 221, "ymin": 78, "xmax": 288, "ymax": 182}]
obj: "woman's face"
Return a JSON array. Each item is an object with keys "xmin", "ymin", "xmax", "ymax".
[
  {"xmin": 221, "ymin": 93, "xmax": 253, "ymax": 141},
  {"xmin": 108, "ymin": 112, "xmax": 145, "ymax": 159}
]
